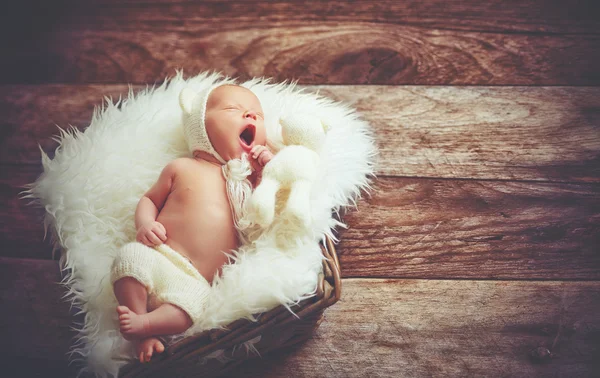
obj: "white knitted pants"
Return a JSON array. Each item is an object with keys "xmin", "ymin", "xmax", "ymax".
[{"xmin": 111, "ymin": 242, "xmax": 211, "ymax": 325}]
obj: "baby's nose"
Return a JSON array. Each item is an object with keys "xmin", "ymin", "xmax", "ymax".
[{"xmin": 244, "ymin": 110, "xmax": 257, "ymax": 121}]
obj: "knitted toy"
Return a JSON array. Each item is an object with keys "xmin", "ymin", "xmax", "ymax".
[{"xmin": 248, "ymin": 114, "xmax": 328, "ymax": 229}]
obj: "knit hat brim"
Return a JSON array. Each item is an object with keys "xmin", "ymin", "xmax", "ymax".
[{"xmin": 180, "ymin": 82, "xmax": 232, "ymax": 164}]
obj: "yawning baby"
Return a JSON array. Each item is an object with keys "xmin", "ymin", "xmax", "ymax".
[{"xmin": 110, "ymin": 83, "xmax": 274, "ymax": 363}]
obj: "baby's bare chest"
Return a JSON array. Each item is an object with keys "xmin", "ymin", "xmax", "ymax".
[
  {"xmin": 160, "ymin": 166, "xmax": 233, "ymax": 231},
  {"xmin": 157, "ymin": 170, "xmax": 237, "ymax": 258},
  {"xmin": 163, "ymin": 171, "xmax": 230, "ymax": 220}
]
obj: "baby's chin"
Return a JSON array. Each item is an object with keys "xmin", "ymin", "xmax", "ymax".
[
  {"xmin": 231, "ymin": 143, "xmax": 252, "ymax": 159},
  {"xmin": 225, "ymin": 149, "xmax": 250, "ymax": 163}
]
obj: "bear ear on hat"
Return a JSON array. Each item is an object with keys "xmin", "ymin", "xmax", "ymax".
[{"xmin": 179, "ymin": 87, "xmax": 197, "ymax": 115}]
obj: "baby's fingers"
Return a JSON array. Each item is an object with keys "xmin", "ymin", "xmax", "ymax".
[
  {"xmin": 257, "ymin": 150, "xmax": 273, "ymax": 166},
  {"xmin": 251, "ymin": 145, "xmax": 267, "ymax": 159},
  {"xmin": 157, "ymin": 222, "xmax": 167, "ymax": 236},
  {"xmin": 140, "ymin": 235, "xmax": 153, "ymax": 247},
  {"xmin": 146, "ymin": 231, "xmax": 162, "ymax": 245},
  {"xmin": 250, "ymin": 145, "xmax": 262, "ymax": 155},
  {"xmin": 154, "ymin": 224, "xmax": 167, "ymax": 242}
]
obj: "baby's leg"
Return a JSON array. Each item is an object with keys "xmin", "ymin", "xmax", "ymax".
[
  {"xmin": 115, "ymin": 278, "xmax": 188, "ymax": 362},
  {"xmin": 114, "ymin": 277, "xmax": 165, "ymax": 362},
  {"xmin": 138, "ymin": 303, "xmax": 193, "ymax": 337},
  {"xmin": 114, "ymin": 278, "xmax": 192, "ymax": 338},
  {"xmin": 114, "ymin": 277, "xmax": 149, "ymax": 339}
]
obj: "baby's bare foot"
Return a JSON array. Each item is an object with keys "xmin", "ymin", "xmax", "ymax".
[
  {"xmin": 135, "ymin": 337, "xmax": 165, "ymax": 363},
  {"xmin": 117, "ymin": 306, "xmax": 150, "ymax": 340}
]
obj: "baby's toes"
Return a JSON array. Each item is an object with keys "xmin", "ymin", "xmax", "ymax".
[{"xmin": 144, "ymin": 346, "xmax": 154, "ymax": 362}]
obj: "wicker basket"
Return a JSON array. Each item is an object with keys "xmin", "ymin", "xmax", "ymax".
[{"xmin": 119, "ymin": 236, "xmax": 341, "ymax": 378}]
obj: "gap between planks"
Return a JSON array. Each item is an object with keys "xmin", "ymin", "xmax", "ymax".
[
  {"xmin": 2, "ymin": 257, "xmax": 599, "ymax": 377},
  {"xmin": 2, "ymin": 17, "xmax": 599, "ymax": 85},
  {"xmin": 2, "ymin": 85, "xmax": 599, "ymax": 183},
  {"xmin": 3, "ymin": 170, "xmax": 600, "ymax": 281}
]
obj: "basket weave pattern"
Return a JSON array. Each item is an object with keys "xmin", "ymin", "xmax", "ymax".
[{"xmin": 121, "ymin": 237, "xmax": 342, "ymax": 377}]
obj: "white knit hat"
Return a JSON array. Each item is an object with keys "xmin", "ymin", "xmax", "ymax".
[{"xmin": 179, "ymin": 83, "xmax": 230, "ymax": 164}]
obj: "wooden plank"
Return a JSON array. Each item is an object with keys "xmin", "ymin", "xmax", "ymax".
[
  {"xmin": 0, "ymin": 84, "xmax": 129, "ymax": 164},
  {"xmin": 316, "ymin": 85, "xmax": 600, "ymax": 182},
  {"xmin": 14, "ymin": 0, "xmax": 599, "ymax": 34},
  {"xmin": 0, "ymin": 258, "xmax": 78, "ymax": 371},
  {"xmin": 2, "ymin": 260, "xmax": 598, "ymax": 377},
  {"xmin": 2, "ymin": 22, "xmax": 599, "ymax": 85},
  {"xmin": 0, "ymin": 164, "xmax": 55, "ymax": 260},
  {"xmin": 337, "ymin": 176, "xmax": 600, "ymax": 280},
  {"xmin": 227, "ymin": 279, "xmax": 600, "ymax": 377},
  {"xmin": 0, "ymin": 357, "xmax": 80, "ymax": 378},
  {"xmin": 2, "ymin": 85, "xmax": 599, "ymax": 182},
  {"xmin": 3, "ymin": 166, "xmax": 600, "ymax": 280}
]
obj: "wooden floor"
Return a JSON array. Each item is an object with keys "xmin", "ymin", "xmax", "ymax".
[{"xmin": 1, "ymin": 1, "xmax": 599, "ymax": 377}]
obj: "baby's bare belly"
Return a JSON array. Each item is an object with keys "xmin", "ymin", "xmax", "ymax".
[{"xmin": 156, "ymin": 189, "xmax": 238, "ymax": 284}]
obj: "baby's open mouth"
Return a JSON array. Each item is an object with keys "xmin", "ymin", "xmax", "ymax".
[{"xmin": 239, "ymin": 124, "xmax": 256, "ymax": 147}]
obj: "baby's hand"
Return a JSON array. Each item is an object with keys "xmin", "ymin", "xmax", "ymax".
[
  {"xmin": 250, "ymin": 145, "xmax": 274, "ymax": 168},
  {"xmin": 136, "ymin": 221, "xmax": 167, "ymax": 247}
]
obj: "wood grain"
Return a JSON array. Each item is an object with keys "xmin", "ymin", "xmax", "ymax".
[
  {"xmin": 228, "ymin": 278, "xmax": 600, "ymax": 378},
  {"xmin": 337, "ymin": 177, "xmax": 600, "ymax": 280},
  {"xmin": 2, "ymin": 21, "xmax": 599, "ymax": 85},
  {"xmin": 315, "ymin": 85, "xmax": 600, "ymax": 182},
  {"xmin": 4, "ymin": 165, "xmax": 599, "ymax": 281},
  {"xmin": 2, "ymin": 85, "xmax": 599, "ymax": 182},
  {"xmin": 15, "ymin": 0, "xmax": 599, "ymax": 34},
  {"xmin": 0, "ymin": 84, "xmax": 129, "ymax": 164},
  {"xmin": 2, "ymin": 259, "xmax": 598, "ymax": 377},
  {"xmin": 1, "ymin": 2, "xmax": 598, "ymax": 377}
]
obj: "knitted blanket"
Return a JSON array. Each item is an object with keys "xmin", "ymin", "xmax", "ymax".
[{"xmin": 24, "ymin": 71, "xmax": 376, "ymax": 377}]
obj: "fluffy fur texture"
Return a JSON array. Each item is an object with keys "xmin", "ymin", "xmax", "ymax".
[
  {"xmin": 22, "ymin": 71, "xmax": 377, "ymax": 377},
  {"xmin": 248, "ymin": 114, "xmax": 327, "ymax": 229}
]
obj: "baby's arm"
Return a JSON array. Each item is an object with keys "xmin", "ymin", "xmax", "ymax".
[{"xmin": 135, "ymin": 161, "xmax": 178, "ymax": 246}]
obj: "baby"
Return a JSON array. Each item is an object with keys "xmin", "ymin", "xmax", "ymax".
[{"xmin": 111, "ymin": 83, "xmax": 274, "ymax": 363}]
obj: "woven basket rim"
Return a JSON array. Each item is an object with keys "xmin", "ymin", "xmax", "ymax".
[{"xmin": 121, "ymin": 235, "xmax": 341, "ymax": 377}]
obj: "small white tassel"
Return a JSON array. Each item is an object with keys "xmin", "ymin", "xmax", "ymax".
[{"xmin": 221, "ymin": 154, "xmax": 253, "ymax": 244}]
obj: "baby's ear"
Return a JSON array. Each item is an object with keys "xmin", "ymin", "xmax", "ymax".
[{"xmin": 179, "ymin": 88, "xmax": 196, "ymax": 114}]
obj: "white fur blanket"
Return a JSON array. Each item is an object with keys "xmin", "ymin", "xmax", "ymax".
[{"xmin": 23, "ymin": 72, "xmax": 376, "ymax": 377}]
